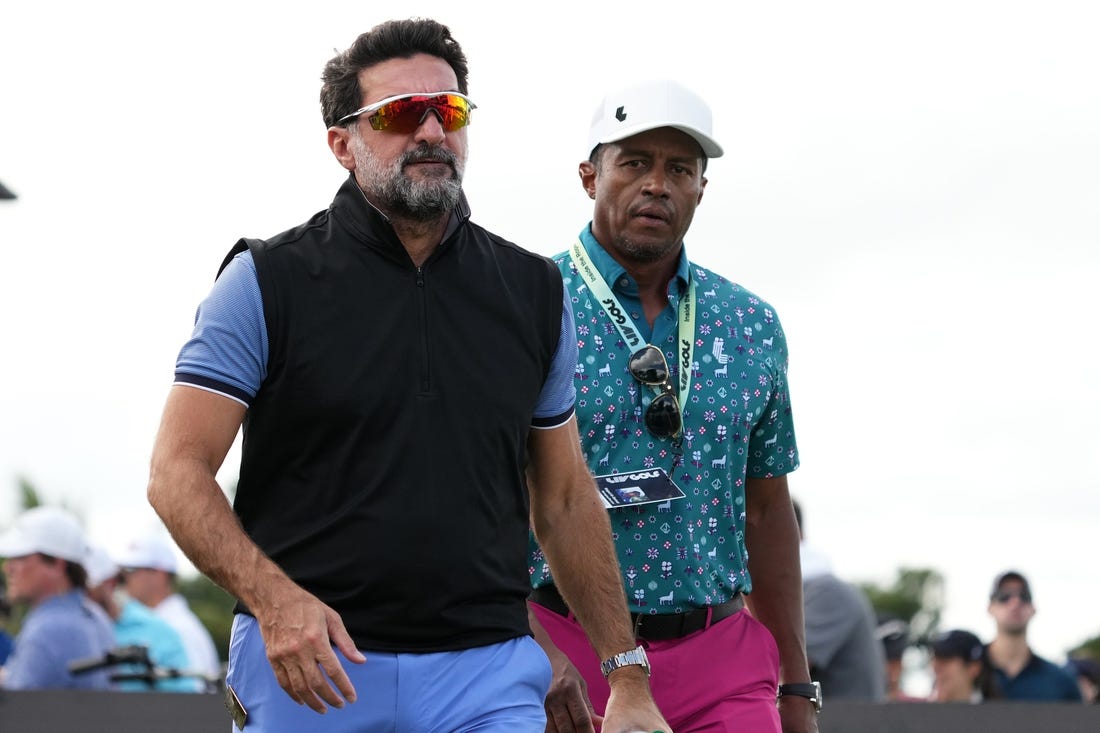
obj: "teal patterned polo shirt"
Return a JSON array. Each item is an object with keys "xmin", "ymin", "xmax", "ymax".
[{"xmin": 528, "ymin": 226, "xmax": 799, "ymax": 613}]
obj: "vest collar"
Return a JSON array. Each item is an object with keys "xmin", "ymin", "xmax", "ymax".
[{"xmin": 331, "ymin": 174, "xmax": 472, "ymax": 263}]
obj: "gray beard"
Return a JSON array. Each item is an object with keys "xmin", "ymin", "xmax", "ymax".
[{"xmin": 352, "ymin": 137, "xmax": 464, "ymax": 222}]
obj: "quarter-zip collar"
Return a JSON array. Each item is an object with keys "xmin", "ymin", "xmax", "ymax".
[{"xmin": 330, "ymin": 173, "xmax": 472, "ymax": 266}]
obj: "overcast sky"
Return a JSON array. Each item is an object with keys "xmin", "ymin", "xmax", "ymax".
[{"xmin": 2, "ymin": 0, "xmax": 1097, "ymax": 677}]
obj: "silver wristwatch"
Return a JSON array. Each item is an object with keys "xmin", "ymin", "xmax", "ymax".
[{"xmin": 599, "ymin": 644, "xmax": 651, "ymax": 677}]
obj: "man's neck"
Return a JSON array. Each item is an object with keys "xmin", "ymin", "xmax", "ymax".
[
  {"xmin": 142, "ymin": 587, "xmax": 173, "ymax": 609},
  {"xmin": 391, "ymin": 216, "xmax": 447, "ymax": 267},
  {"xmin": 356, "ymin": 184, "xmax": 450, "ymax": 267},
  {"xmin": 630, "ymin": 259, "xmax": 678, "ymax": 299},
  {"xmin": 989, "ymin": 633, "xmax": 1032, "ymax": 676},
  {"xmin": 104, "ymin": 596, "xmax": 123, "ymax": 622},
  {"xmin": 596, "ymin": 240, "xmax": 682, "ymax": 328},
  {"xmin": 29, "ymin": 583, "xmax": 74, "ymax": 608}
]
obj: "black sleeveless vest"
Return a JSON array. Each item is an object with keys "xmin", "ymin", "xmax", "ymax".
[{"xmin": 221, "ymin": 176, "xmax": 563, "ymax": 652}]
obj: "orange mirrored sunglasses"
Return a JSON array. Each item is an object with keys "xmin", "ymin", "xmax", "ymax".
[{"xmin": 337, "ymin": 92, "xmax": 476, "ymax": 133}]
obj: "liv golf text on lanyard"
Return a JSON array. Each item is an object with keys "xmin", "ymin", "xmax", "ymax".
[{"xmin": 568, "ymin": 239, "xmax": 695, "ymax": 420}]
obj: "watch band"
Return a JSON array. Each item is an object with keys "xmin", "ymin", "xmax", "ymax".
[
  {"xmin": 599, "ymin": 645, "xmax": 651, "ymax": 677},
  {"xmin": 777, "ymin": 681, "xmax": 822, "ymax": 712}
]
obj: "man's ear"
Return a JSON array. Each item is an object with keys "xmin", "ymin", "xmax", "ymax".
[
  {"xmin": 579, "ymin": 160, "xmax": 597, "ymax": 200},
  {"xmin": 328, "ymin": 126, "xmax": 357, "ymax": 171}
]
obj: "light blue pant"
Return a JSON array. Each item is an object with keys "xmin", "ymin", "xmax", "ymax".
[{"xmin": 225, "ymin": 614, "xmax": 550, "ymax": 732}]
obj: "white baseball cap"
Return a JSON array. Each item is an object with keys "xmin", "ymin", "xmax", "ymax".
[
  {"xmin": 0, "ymin": 506, "xmax": 91, "ymax": 564},
  {"xmin": 85, "ymin": 545, "xmax": 122, "ymax": 587},
  {"xmin": 586, "ymin": 79, "xmax": 724, "ymax": 159},
  {"xmin": 114, "ymin": 533, "xmax": 179, "ymax": 574}
]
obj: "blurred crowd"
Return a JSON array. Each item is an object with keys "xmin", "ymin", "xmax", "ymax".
[
  {"xmin": 0, "ymin": 506, "xmax": 220, "ymax": 692},
  {"xmin": 2, "ymin": 502, "xmax": 1098, "ymax": 706},
  {"xmin": 794, "ymin": 499, "xmax": 1097, "ymax": 705}
]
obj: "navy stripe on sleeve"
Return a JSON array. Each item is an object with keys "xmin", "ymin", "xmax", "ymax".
[
  {"xmin": 531, "ymin": 405, "xmax": 575, "ymax": 431},
  {"xmin": 174, "ymin": 373, "xmax": 253, "ymax": 407}
]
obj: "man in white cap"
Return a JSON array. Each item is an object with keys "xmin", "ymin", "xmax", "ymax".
[
  {"xmin": 527, "ymin": 79, "xmax": 818, "ymax": 732},
  {"xmin": 85, "ymin": 545, "xmax": 203, "ymax": 692},
  {"xmin": 0, "ymin": 506, "xmax": 114, "ymax": 689},
  {"xmin": 116, "ymin": 532, "xmax": 221, "ymax": 684}
]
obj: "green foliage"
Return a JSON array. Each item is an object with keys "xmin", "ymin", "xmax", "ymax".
[
  {"xmin": 16, "ymin": 475, "xmax": 42, "ymax": 511},
  {"xmin": 860, "ymin": 567, "xmax": 945, "ymax": 642},
  {"xmin": 1071, "ymin": 633, "xmax": 1100, "ymax": 660},
  {"xmin": 11, "ymin": 476, "xmax": 84, "ymax": 522},
  {"xmin": 176, "ymin": 573, "xmax": 235, "ymax": 662}
]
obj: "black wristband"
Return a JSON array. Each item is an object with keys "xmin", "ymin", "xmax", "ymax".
[{"xmin": 777, "ymin": 681, "xmax": 822, "ymax": 712}]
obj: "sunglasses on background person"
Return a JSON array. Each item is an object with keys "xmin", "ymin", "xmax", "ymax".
[
  {"xmin": 992, "ymin": 589, "xmax": 1032, "ymax": 604},
  {"xmin": 628, "ymin": 345, "xmax": 683, "ymax": 442},
  {"xmin": 337, "ymin": 92, "xmax": 476, "ymax": 133}
]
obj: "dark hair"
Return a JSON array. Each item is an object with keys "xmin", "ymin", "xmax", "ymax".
[
  {"xmin": 64, "ymin": 560, "xmax": 88, "ymax": 590},
  {"xmin": 320, "ymin": 18, "xmax": 469, "ymax": 128},
  {"xmin": 36, "ymin": 553, "xmax": 88, "ymax": 590}
]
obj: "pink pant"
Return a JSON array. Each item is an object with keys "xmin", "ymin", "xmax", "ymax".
[{"xmin": 531, "ymin": 602, "xmax": 781, "ymax": 733}]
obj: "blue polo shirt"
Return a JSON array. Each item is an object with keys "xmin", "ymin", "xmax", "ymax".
[
  {"xmin": 0, "ymin": 630, "xmax": 13, "ymax": 665},
  {"xmin": 2, "ymin": 590, "xmax": 114, "ymax": 690},
  {"xmin": 174, "ymin": 249, "xmax": 577, "ymax": 423},
  {"xmin": 994, "ymin": 651, "xmax": 1082, "ymax": 701}
]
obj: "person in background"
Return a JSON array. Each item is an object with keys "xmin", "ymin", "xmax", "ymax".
[
  {"xmin": 927, "ymin": 629, "xmax": 999, "ymax": 703},
  {"xmin": 146, "ymin": 17, "xmax": 666, "ymax": 733},
  {"xmin": 1063, "ymin": 656, "xmax": 1100, "ymax": 704},
  {"xmin": 0, "ymin": 506, "xmax": 114, "ymax": 689},
  {"xmin": 528, "ymin": 78, "xmax": 817, "ymax": 733},
  {"xmin": 986, "ymin": 570, "xmax": 1080, "ymax": 701},
  {"xmin": 0, "ymin": 588, "xmax": 13, "ymax": 666},
  {"xmin": 876, "ymin": 615, "xmax": 922, "ymax": 701},
  {"xmin": 115, "ymin": 533, "xmax": 221, "ymax": 685},
  {"xmin": 794, "ymin": 499, "xmax": 886, "ymax": 701},
  {"xmin": 85, "ymin": 545, "xmax": 203, "ymax": 692}
]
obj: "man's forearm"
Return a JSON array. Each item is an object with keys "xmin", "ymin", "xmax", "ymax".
[
  {"xmin": 745, "ymin": 477, "xmax": 812, "ymax": 684},
  {"xmin": 146, "ymin": 388, "xmax": 297, "ymax": 610},
  {"xmin": 526, "ymin": 423, "xmax": 669, "ymax": 732},
  {"xmin": 147, "ymin": 455, "xmax": 293, "ymax": 610},
  {"xmin": 534, "ymin": 488, "xmax": 637, "ymax": 659},
  {"xmin": 747, "ymin": 550, "xmax": 812, "ymax": 683}
]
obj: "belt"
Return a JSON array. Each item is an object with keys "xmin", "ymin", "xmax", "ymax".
[{"xmin": 529, "ymin": 584, "xmax": 744, "ymax": 641}]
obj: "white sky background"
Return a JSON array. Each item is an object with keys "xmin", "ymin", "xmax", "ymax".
[{"xmin": 1, "ymin": 0, "xmax": 1097, "ymax": 678}]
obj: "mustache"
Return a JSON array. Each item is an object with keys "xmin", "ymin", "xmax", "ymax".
[
  {"xmin": 630, "ymin": 202, "xmax": 673, "ymax": 220},
  {"xmin": 401, "ymin": 144, "xmax": 457, "ymax": 168}
]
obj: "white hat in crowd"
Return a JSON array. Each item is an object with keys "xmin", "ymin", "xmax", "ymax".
[
  {"xmin": 0, "ymin": 506, "xmax": 91, "ymax": 565},
  {"xmin": 586, "ymin": 79, "xmax": 724, "ymax": 159},
  {"xmin": 114, "ymin": 533, "xmax": 179, "ymax": 574},
  {"xmin": 85, "ymin": 545, "xmax": 121, "ymax": 588}
]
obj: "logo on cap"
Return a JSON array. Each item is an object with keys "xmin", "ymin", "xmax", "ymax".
[{"xmin": 615, "ymin": 106, "xmax": 627, "ymax": 123}]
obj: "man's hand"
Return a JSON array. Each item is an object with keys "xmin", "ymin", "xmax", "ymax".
[
  {"xmin": 601, "ymin": 668, "xmax": 671, "ymax": 733},
  {"xmin": 542, "ymin": 644, "xmax": 601, "ymax": 733},
  {"xmin": 777, "ymin": 694, "xmax": 819, "ymax": 733},
  {"xmin": 257, "ymin": 584, "xmax": 366, "ymax": 714}
]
